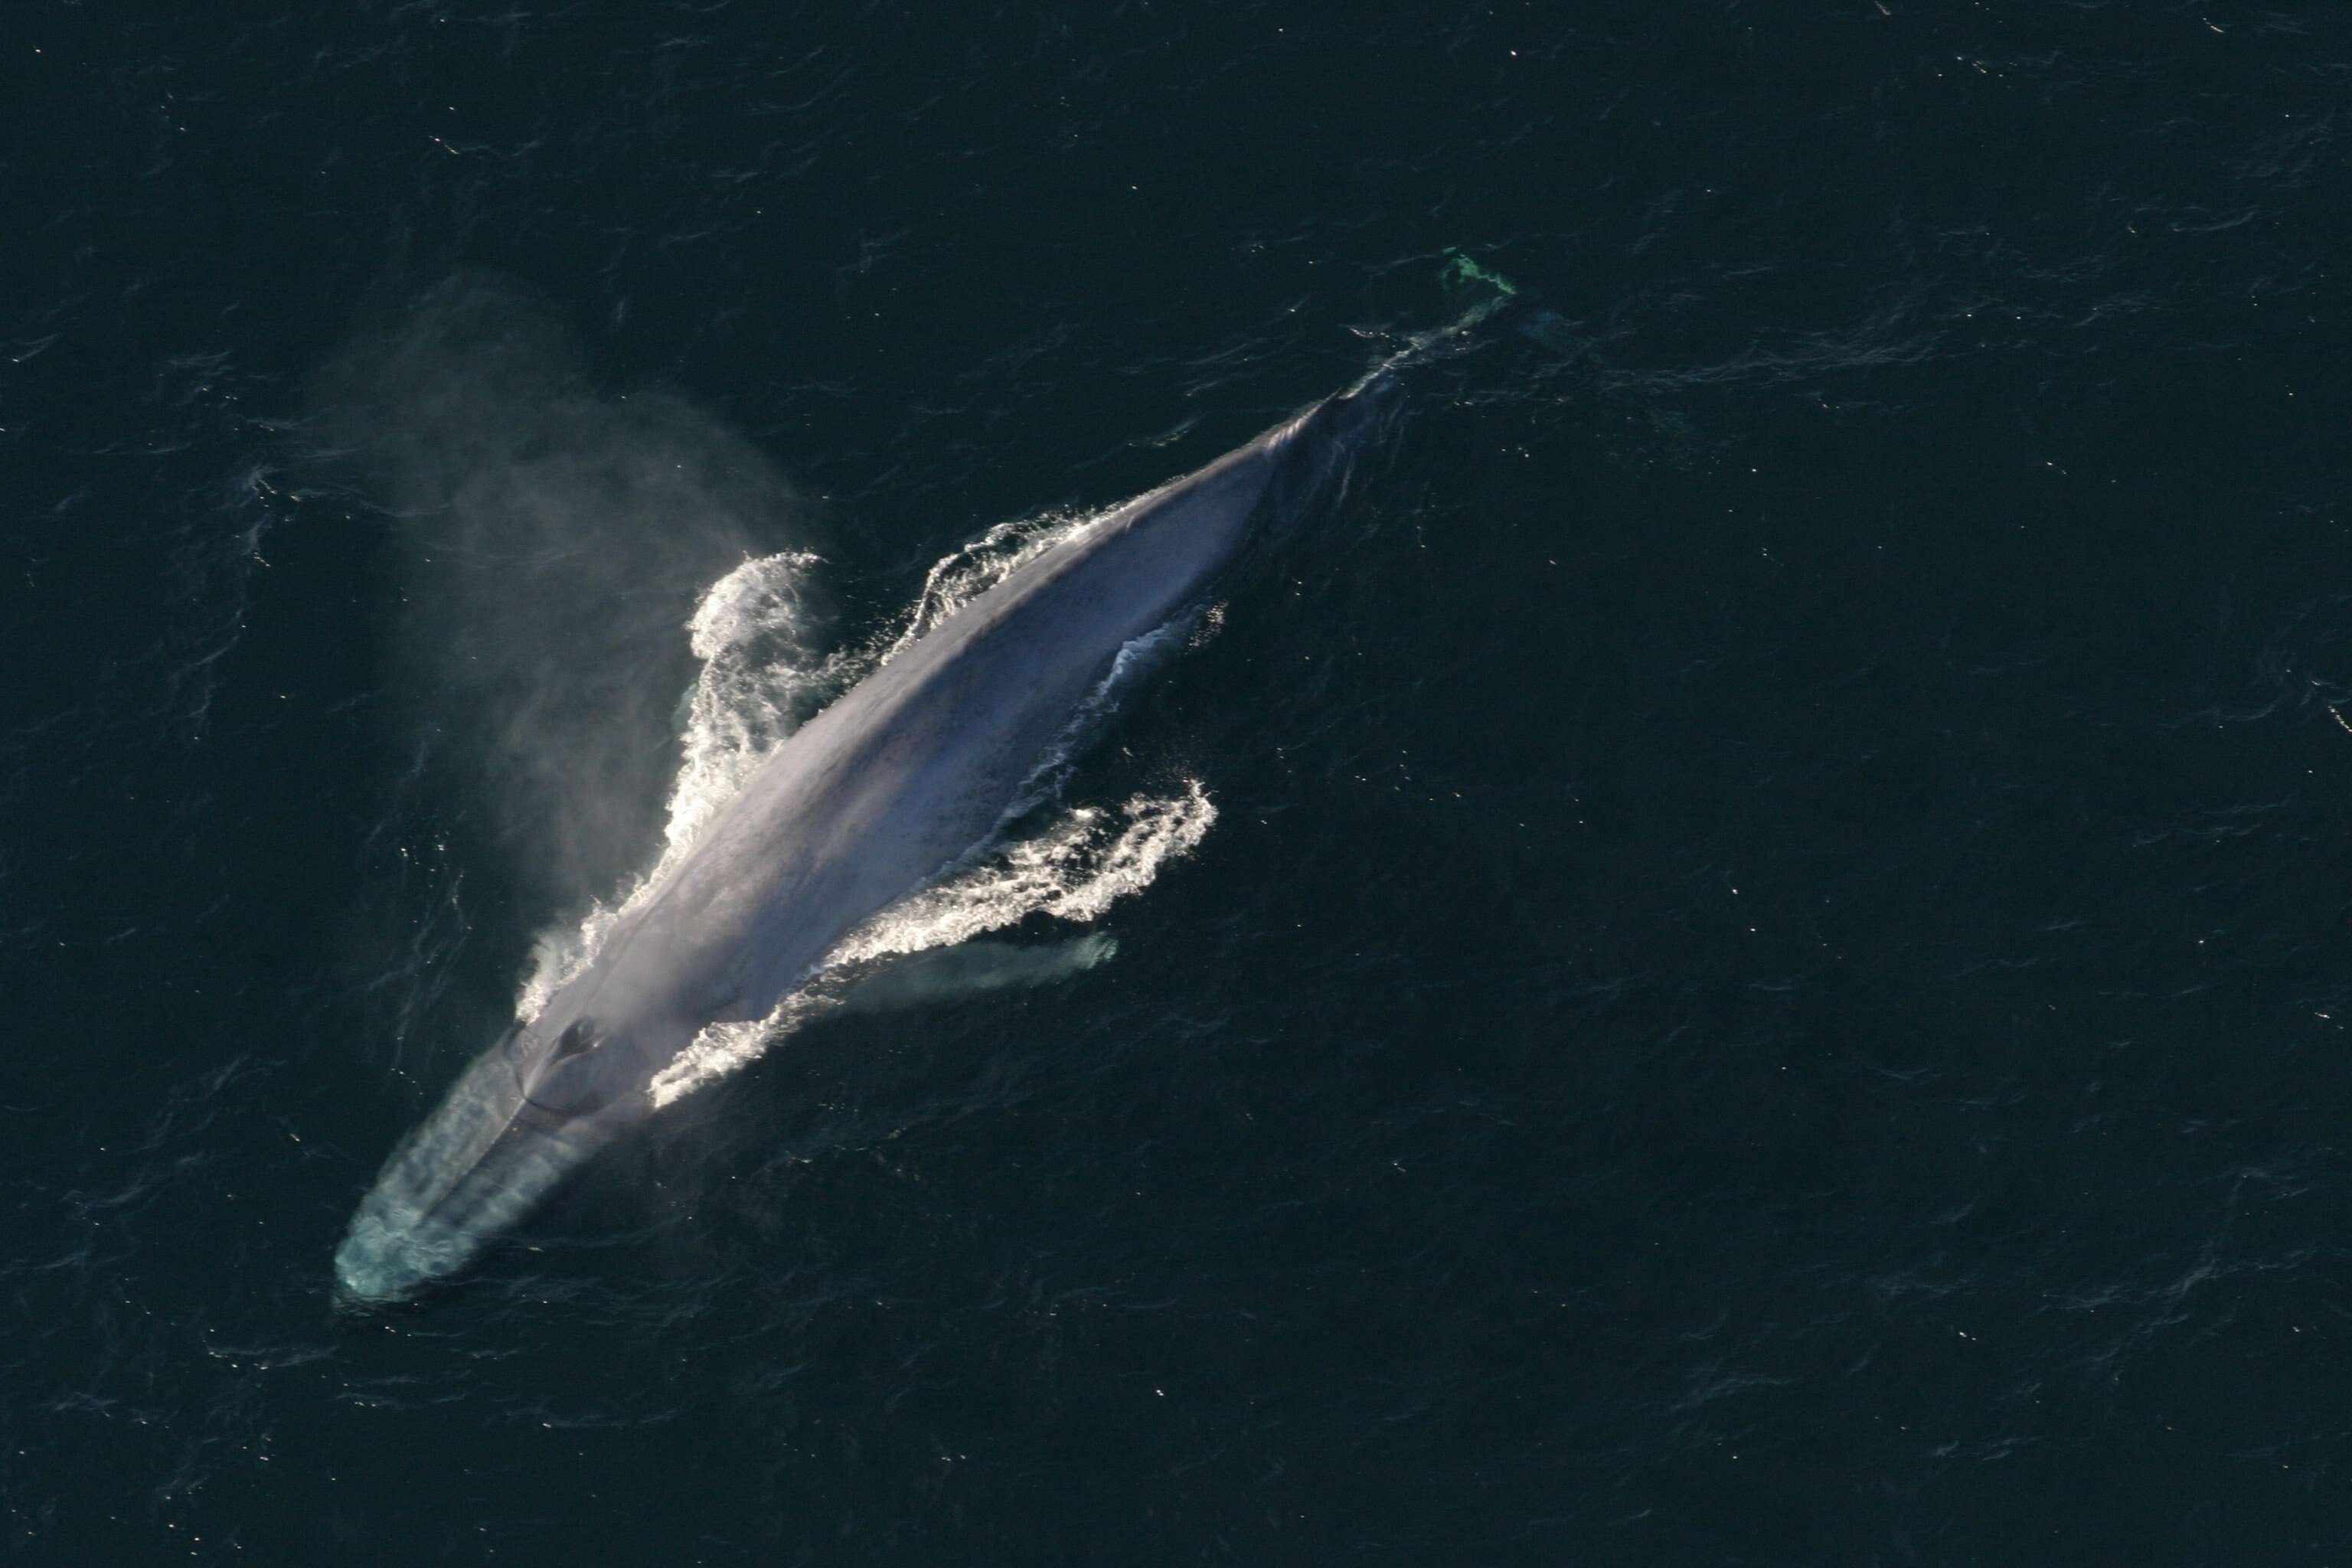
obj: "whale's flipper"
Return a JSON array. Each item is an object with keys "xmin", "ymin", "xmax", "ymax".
[{"xmin": 835, "ymin": 934, "xmax": 1118, "ymax": 1016}]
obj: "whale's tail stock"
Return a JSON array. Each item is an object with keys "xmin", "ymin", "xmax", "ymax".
[{"xmin": 1262, "ymin": 249, "xmax": 1569, "ymax": 528}]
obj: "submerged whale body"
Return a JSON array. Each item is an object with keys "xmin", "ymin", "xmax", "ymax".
[{"xmin": 333, "ymin": 379, "xmax": 1383, "ymax": 1302}]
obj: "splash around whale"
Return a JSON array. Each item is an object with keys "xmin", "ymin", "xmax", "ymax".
[{"xmin": 332, "ymin": 377, "xmax": 1389, "ymax": 1304}]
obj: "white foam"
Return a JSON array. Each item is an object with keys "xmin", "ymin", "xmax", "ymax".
[
  {"xmin": 878, "ymin": 510, "xmax": 1090, "ymax": 664},
  {"xmin": 647, "ymin": 781, "xmax": 1210, "ymax": 1106},
  {"xmin": 518, "ymin": 547, "xmax": 843, "ymax": 1019}
]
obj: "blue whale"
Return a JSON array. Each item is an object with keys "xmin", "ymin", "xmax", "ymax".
[{"xmin": 333, "ymin": 380, "xmax": 1383, "ymax": 1302}]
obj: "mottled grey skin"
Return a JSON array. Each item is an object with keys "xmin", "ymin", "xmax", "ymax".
[{"xmin": 334, "ymin": 385, "xmax": 1374, "ymax": 1302}]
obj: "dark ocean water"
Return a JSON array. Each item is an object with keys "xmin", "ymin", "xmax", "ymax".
[{"xmin": 10, "ymin": 2, "xmax": 2352, "ymax": 1561}]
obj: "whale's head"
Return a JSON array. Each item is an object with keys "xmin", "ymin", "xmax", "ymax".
[{"xmin": 332, "ymin": 998, "xmax": 678, "ymax": 1305}]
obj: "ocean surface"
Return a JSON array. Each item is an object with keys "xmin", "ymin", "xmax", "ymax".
[{"xmin": 9, "ymin": 2, "xmax": 2352, "ymax": 1562}]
